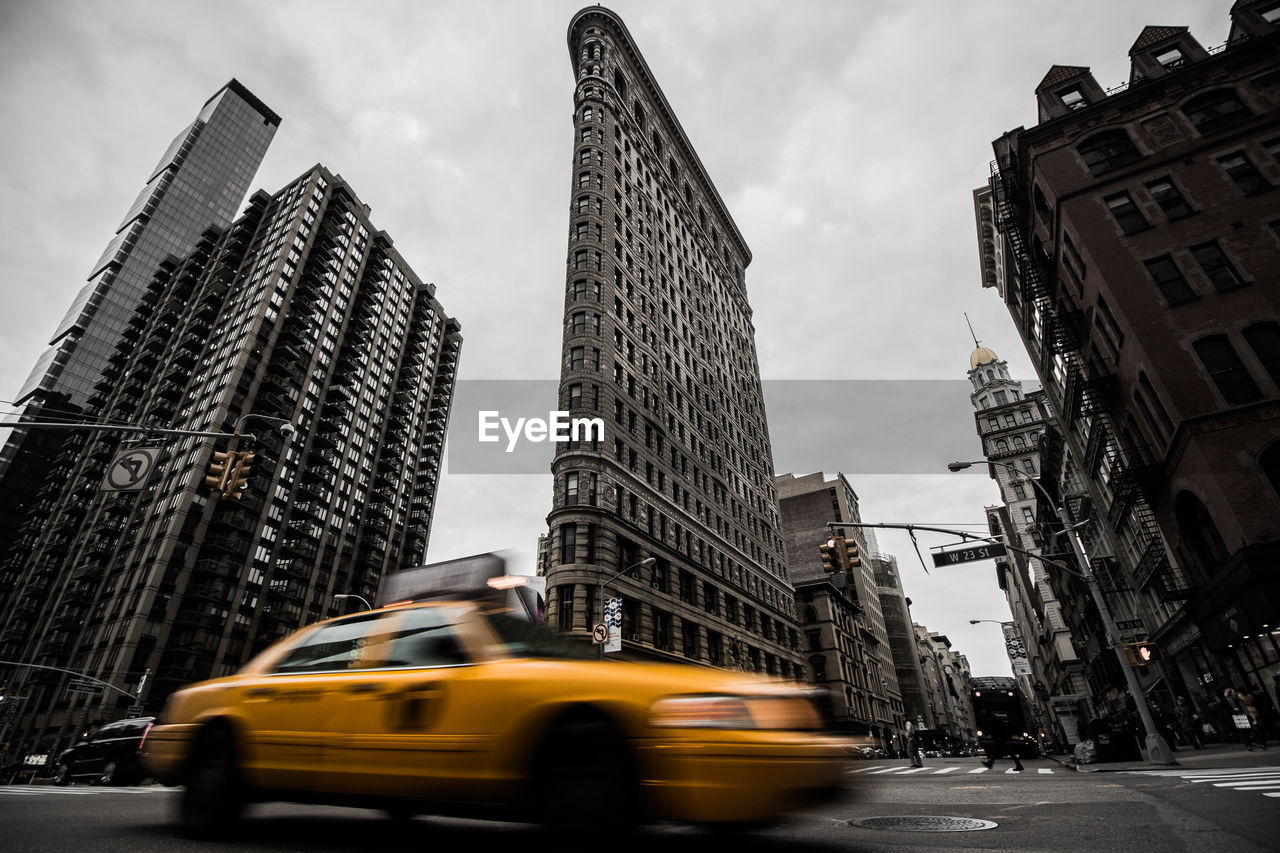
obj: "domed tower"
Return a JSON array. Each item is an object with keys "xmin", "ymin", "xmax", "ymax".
[{"xmin": 967, "ymin": 344, "xmax": 1024, "ymax": 412}]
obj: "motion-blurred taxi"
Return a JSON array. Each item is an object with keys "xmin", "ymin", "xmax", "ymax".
[{"xmin": 144, "ymin": 590, "xmax": 849, "ymax": 835}]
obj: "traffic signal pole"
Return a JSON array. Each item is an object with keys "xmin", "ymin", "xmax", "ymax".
[{"xmin": 826, "ymin": 514, "xmax": 1176, "ymax": 766}]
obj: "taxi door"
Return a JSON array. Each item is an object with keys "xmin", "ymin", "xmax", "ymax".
[
  {"xmin": 233, "ymin": 611, "xmax": 384, "ymax": 791},
  {"xmin": 327, "ymin": 605, "xmax": 490, "ymax": 800}
]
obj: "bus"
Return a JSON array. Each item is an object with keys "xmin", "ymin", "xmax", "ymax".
[{"xmin": 970, "ymin": 676, "xmax": 1035, "ymax": 757}]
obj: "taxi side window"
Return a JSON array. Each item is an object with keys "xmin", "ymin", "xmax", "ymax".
[
  {"xmin": 385, "ymin": 607, "xmax": 467, "ymax": 668},
  {"xmin": 273, "ymin": 613, "xmax": 381, "ymax": 674}
]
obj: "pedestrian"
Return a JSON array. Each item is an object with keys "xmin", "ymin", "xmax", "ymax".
[
  {"xmin": 904, "ymin": 719, "xmax": 922, "ymax": 767},
  {"xmin": 1241, "ymin": 689, "xmax": 1270, "ymax": 747},
  {"xmin": 1174, "ymin": 696, "xmax": 1203, "ymax": 749},
  {"xmin": 1224, "ymin": 687, "xmax": 1267, "ymax": 751},
  {"xmin": 1150, "ymin": 702, "xmax": 1177, "ymax": 752},
  {"xmin": 981, "ymin": 714, "xmax": 1024, "ymax": 772}
]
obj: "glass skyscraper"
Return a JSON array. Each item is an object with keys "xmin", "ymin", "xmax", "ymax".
[
  {"xmin": 0, "ymin": 165, "xmax": 460, "ymax": 759},
  {"xmin": 0, "ymin": 80, "xmax": 279, "ymax": 558}
]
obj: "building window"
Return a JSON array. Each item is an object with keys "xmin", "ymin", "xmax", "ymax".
[
  {"xmin": 1153, "ymin": 47, "xmax": 1185, "ymax": 69},
  {"xmin": 1243, "ymin": 323, "xmax": 1280, "ymax": 389},
  {"xmin": 1190, "ymin": 242, "xmax": 1245, "ymax": 292},
  {"xmin": 1183, "ymin": 90, "xmax": 1252, "ymax": 135},
  {"xmin": 1218, "ymin": 152, "xmax": 1270, "ymax": 195},
  {"xmin": 1175, "ymin": 491, "xmax": 1231, "ymax": 573},
  {"xmin": 560, "ymin": 523, "xmax": 577, "ymax": 564},
  {"xmin": 557, "ymin": 585, "xmax": 575, "ymax": 632},
  {"xmin": 1262, "ymin": 442, "xmax": 1280, "ymax": 499},
  {"xmin": 1146, "ymin": 178, "xmax": 1193, "ymax": 219},
  {"xmin": 570, "ymin": 346, "xmax": 585, "ymax": 370},
  {"xmin": 1104, "ymin": 191, "xmax": 1149, "ymax": 234},
  {"xmin": 1143, "ymin": 255, "xmax": 1197, "ymax": 305},
  {"xmin": 810, "ymin": 655, "xmax": 827, "ymax": 682},
  {"xmin": 1193, "ymin": 335, "xmax": 1261, "ymax": 403},
  {"xmin": 565, "ymin": 472, "xmax": 579, "ymax": 505},
  {"xmin": 1058, "ymin": 87, "xmax": 1087, "ymax": 110},
  {"xmin": 1078, "ymin": 130, "xmax": 1141, "ymax": 175}
]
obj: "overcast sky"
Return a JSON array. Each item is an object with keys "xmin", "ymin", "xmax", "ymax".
[{"xmin": 0, "ymin": 0, "xmax": 1229, "ymax": 677}]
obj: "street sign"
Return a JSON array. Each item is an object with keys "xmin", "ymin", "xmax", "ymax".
[
  {"xmin": 592, "ymin": 623, "xmax": 608, "ymax": 644},
  {"xmin": 1116, "ymin": 619, "xmax": 1145, "ymax": 631},
  {"xmin": 102, "ymin": 447, "xmax": 159, "ymax": 492},
  {"xmin": 125, "ymin": 705, "xmax": 145, "ymax": 719},
  {"xmin": 931, "ymin": 542, "xmax": 1007, "ymax": 567},
  {"xmin": 66, "ymin": 679, "xmax": 103, "ymax": 695},
  {"xmin": 603, "ymin": 597, "xmax": 622, "ymax": 653}
]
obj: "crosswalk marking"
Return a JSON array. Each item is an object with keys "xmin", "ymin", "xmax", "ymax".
[
  {"xmin": 845, "ymin": 764, "xmax": 1055, "ymax": 776},
  {"xmin": 0, "ymin": 785, "xmax": 170, "ymax": 797},
  {"xmin": 1126, "ymin": 765, "xmax": 1280, "ymax": 802}
]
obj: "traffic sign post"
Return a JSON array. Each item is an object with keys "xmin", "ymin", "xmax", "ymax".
[{"xmin": 102, "ymin": 447, "xmax": 159, "ymax": 492}]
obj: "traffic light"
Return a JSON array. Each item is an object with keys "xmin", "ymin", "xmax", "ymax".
[
  {"xmin": 844, "ymin": 538, "xmax": 861, "ymax": 570},
  {"xmin": 204, "ymin": 451, "xmax": 233, "ymax": 494},
  {"xmin": 1125, "ymin": 641, "xmax": 1161, "ymax": 666},
  {"xmin": 819, "ymin": 538, "xmax": 841, "ymax": 573},
  {"xmin": 225, "ymin": 450, "xmax": 255, "ymax": 499}
]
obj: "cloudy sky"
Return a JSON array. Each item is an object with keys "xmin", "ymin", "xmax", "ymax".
[{"xmin": 0, "ymin": 0, "xmax": 1229, "ymax": 676}]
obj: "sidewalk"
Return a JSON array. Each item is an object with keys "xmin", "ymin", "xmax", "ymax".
[{"xmin": 1048, "ymin": 740, "xmax": 1279, "ymax": 773}]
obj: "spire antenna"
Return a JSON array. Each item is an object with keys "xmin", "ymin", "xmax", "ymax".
[{"xmin": 964, "ymin": 312, "xmax": 981, "ymax": 348}]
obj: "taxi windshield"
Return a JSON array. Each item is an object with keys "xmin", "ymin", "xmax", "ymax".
[{"xmin": 483, "ymin": 610, "xmax": 596, "ymax": 660}]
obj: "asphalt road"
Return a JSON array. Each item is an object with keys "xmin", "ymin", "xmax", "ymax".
[{"xmin": 1, "ymin": 755, "xmax": 1277, "ymax": 852}]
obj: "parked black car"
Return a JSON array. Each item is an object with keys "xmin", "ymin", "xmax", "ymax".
[{"xmin": 52, "ymin": 717, "xmax": 155, "ymax": 786}]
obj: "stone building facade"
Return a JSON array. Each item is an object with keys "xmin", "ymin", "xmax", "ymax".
[
  {"xmin": 543, "ymin": 6, "xmax": 801, "ymax": 677},
  {"xmin": 982, "ymin": 1, "xmax": 1280, "ymax": 726}
]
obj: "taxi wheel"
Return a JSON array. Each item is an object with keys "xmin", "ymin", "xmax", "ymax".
[
  {"xmin": 52, "ymin": 765, "xmax": 70, "ymax": 786},
  {"xmin": 99, "ymin": 761, "xmax": 118, "ymax": 786},
  {"xmin": 180, "ymin": 724, "xmax": 244, "ymax": 838},
  {"xmin": 535, "ymin": 715, "xmax": 636, "ymax": 835}
]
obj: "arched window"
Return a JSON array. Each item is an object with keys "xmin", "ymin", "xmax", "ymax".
[
  {"xmin": 803, "ymin": 606, "xmax": 817, "ymax": 624},
  {"xmin": 1175, "ymin": 490, "xmax": 1230, "ymax": 573},
  {"xmin": 1183, "ymin": 89, "xmax": 1252, "ymax": 135},
  {"xmin": 996, "ymin": 439, "xmax": 1009, "ymax": 452},
  {"xmin": 1078, "ymin": 129, "xmax": 1142, "ymax": 175}
]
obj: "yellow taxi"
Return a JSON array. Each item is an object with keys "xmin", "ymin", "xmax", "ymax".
[{"xmin": 144, "ymin": 596, "xmax": 849, "ymax": 835}]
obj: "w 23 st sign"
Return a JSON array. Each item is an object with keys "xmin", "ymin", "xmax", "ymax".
[{"xmin": 931, "ymin": 542, "xmax": 1007, "ymax": 567}]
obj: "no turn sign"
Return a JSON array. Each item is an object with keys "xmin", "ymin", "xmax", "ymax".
[{"xmin": 592, "ymin": 623, "xmax": 608, "ymax": 644}]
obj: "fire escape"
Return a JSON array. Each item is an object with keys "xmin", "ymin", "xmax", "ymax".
[{"xmin": 989, "ymin": 156, "xmax": 1191, "ymax": 603}]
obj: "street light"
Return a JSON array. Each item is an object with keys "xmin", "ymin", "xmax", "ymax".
[
  {"xmin": 949, "ymin": 459, "xmax": 1176, "ymax": 766},
  {"xmin": 232, "ymin": 413, "xmax": 296, "ymax": 444},
  {"xmin": 597, "ymin": 557, "xmax": 656, "ymax": 658},
  {"xmin": 333, "ymin": 593, "xmax": 372, "ymax": 611}
]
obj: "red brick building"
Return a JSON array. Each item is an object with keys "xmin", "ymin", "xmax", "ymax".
[{"xmin": 984, "ymin": 0, "xmax": 1280, "ymax": 724}]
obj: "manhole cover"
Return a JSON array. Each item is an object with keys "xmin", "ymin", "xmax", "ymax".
[{"xmin": 849, "ymin": 815, "xmax": 998, "ymax": 832}]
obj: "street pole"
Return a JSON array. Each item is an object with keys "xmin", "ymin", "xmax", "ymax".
[{"xmin": 950, "ymin": 460, "xmax": 1176, "ymax": 766}]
